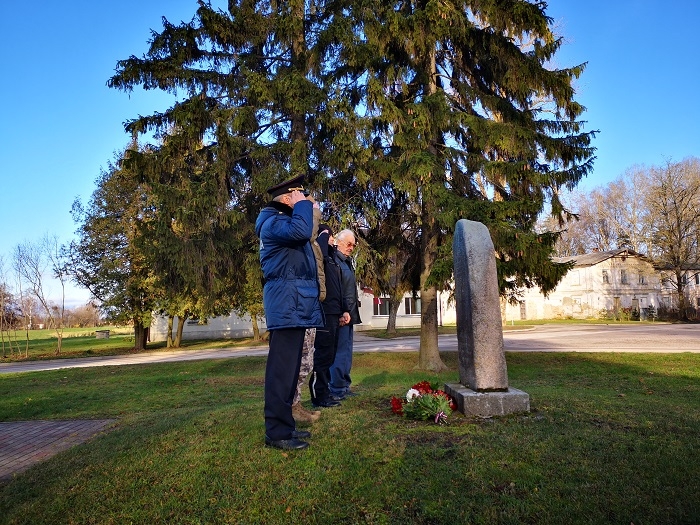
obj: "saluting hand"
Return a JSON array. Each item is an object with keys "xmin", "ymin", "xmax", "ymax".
[{"xmin": 289, "ymin": 190, "xmax": 306, "ymax": 206}]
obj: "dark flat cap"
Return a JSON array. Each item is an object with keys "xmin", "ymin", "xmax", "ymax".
[{"xmin": 266, "ymin": 174, "xmax": 306, "ymax": 198}]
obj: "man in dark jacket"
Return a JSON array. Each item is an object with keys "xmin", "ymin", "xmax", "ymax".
[
  {"xmin": 255, "ymin": 175, "xmax": 324, "ymax": 450},
  {"xmin": 309, "ymin": 225, "xmax": 348, "ymax": 408},
  {"xmin": 329, "ymin": 229, "xmax": 362, "ymax": 399}
]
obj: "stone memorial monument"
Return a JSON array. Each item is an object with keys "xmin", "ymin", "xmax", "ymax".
[{"xmin": 444, "ymin": 219, "xmax": 530, "ymax": 417}]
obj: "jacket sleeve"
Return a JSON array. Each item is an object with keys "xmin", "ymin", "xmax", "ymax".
[
  {"xmin": 339, "ymin": 257, "xmax": 361, "ymax": 323},
  {"xmin": 265, "ymin": 201, "xmax": 314, "ymax": 245}
]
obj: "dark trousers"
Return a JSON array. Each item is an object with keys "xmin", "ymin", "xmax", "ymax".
[
  {"xmin": 265, "ymin": 328, "xmax": 306, "ymax": 440},
  {"xmin": 309, "ymin": 313, "xmax": 340, "ymax": 404}
]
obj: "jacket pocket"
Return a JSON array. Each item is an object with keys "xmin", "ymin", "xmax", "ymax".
[{"xmin": 296, "ymin": 286, "xmax": 319, "ymax": 322}]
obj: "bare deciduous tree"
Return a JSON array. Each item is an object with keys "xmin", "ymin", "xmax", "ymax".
[
  {"xmin": 645, "ymin": 158, "xmax": 700, "ymax": 319},
  {"xmin": 13, "ymin": 235, "xmax": 68, "ymax": 354},
  {"xmin": 0, "ymin": 257, "xmax": 23, "ymax": 357},
  {"xmin": 552, "ymin": 166, "xmax": 654, "ymax": 257},
  {"xmin": 66, "ymin": 302, "xmax": 102, "ymax": 328}
]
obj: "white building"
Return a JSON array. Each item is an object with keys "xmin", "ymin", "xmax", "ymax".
[{"xmin": 503, "ymin": 249, "xmax": 662, "ymax": 321}]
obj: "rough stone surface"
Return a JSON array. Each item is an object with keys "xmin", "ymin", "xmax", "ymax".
[
  {"xmin": 444, "ymin": 383, "xmax": 530, "ymax": 417},
  {"xmin": 453, "ymin": 219, "xmax": 509, "ymax": 391}
]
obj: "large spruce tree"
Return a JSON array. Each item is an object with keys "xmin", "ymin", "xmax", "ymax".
[{"xmin": 333, "ymin": 0, "xmax": 596, "ymax": 370}]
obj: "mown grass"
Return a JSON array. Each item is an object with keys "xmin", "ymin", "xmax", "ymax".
[
  {"xmin": 0, "ymin": 326, "xmax": 267, "ymax": 362},
  {"xmin": 1, "ymin": 351, "xmax": 699, "ymax": 524}
]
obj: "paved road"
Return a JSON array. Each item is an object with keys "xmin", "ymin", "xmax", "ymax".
[
  {"xmin": 359, "ymin": 323, "xmax": 700, "ymax": 353},
  {"xmin": 502, "ymin": 323, "xmax": 700, "ymax": 353},
  {"xmin": 1, "ymin": 324, "xmax": 698, "ymax": 376}
]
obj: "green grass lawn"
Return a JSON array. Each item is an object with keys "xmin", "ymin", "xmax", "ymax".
[
  {"xmin": 0, "ymin": 326, "xmax": 268, "ymax": 362},
  {"xmin": 1, "ymin": 351, "xmax": 699, "ymax": 524}
]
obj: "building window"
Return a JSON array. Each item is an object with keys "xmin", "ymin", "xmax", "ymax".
[
  {"xmin": 695, "ymin": 273, "xmax": 700, "ymax": 285},
  {"xmin": 638, "ymin": 273, "xmax": 646, "ymax": 285},
  {"xmin": 602, "ymin": 270, "xmax": 609, "ymax": 284},
  {"xmin": 373, "ymin": 296, "xmax": 390, "ymax": 316},
  {"xmin": 697, "ymin": 297, "xmax": 700, "ymax": 307},
  {"xmin": 571, "ymin": 270, "xmax": 581, "ymax": 285},
  {"xmin": 620, "ymin": 269, "xmax": 628, "ymax": 284},
  {"xmin": 404, "ymin": 297, "xmax": 421, "ymax": 315}
]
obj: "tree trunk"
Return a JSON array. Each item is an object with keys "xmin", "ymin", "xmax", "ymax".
[
  {"xmin": 251, "ymin": 315, "xmax": 261, "ymax": 341},
  {"xmin": 166, "ymin": 315, "xmax": 174, "ymax": 348},
  {"xmin": 677, "ymin": 272, "xmax": 688, "ymax": 321},
  {"xmin": 174, "ymin": 315, "xmax": 187, "ymax": 347},
  {"xmin": 418, "ymin": 285, "xmax": 446, "ymax": 371},
  {"xmin": 289, "ymin": 0, "xmax": 308, "ymax": 175},
  {"xmin": 134, "ymin": 321, "xmax": 147, "ymax": 351},
  {"xmin": 416, "ymin": 45, "xmax": 447, "ymax": 372},
  {"xmin": 418, "ymin": 199, "xmax": 446, "ymax": 370},
  {"xmin": 386, "ymin": 294, "xmax": 401, "ymax": 335}
]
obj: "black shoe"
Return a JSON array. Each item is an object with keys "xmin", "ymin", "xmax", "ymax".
[
  {"xmin": 344, "ymin": 390, "xmax": 358, "ymax": 397},
  {"xmin": 313, "ymin": 399, "xmax": 341, "ymax": 408},
  {"xmin": 265, "ymin": 435, "xmax": 309, "ymax": 450},
  {"xmin": 292, "ymin": 429, "xmax": 311, "ymax": 439},
  {"xmin": 330, "ymin": 394, "xmax": 345, "ymax": 401}
]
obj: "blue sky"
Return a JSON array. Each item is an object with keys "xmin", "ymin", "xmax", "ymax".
[{"xmin": 1, "ymin": 1, "xmax": 698, "ymax": 304}]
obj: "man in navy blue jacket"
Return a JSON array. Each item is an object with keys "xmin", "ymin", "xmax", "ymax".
[
  {"xmin": 330, "ymin": 229, "xmax": 362, "ymax": 399},
  {"xmin": 255, "ymin": 175, "xmax": 324, "ymax": 450},
  {"xmin": 309, "ymin": 225, "xmax": 348, "ymax": 408}
]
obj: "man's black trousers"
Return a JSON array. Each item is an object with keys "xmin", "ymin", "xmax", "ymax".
[
  {"xmin": 309, "ymin": 313, "xmax": 340, "ymax": 404},
  {"xmin": 265, "ymin": 328, "xmax": 305, "ymax": 440}
]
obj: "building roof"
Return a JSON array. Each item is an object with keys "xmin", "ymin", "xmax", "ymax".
[{"xmin": 553, "ymin": 249, "xmax": 648, "ymax": 268}]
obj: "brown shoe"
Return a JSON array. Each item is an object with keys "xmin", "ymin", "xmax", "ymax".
[{"xmin": 292, "ymin": 402, "xmax": 321, "ymax": 424}]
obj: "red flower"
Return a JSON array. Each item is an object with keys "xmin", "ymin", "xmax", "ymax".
[
  {"xmin": 435, "ymin": 389, "xmax": 458, "ymax": 411},
  {"xmin": 391, "ymin": 381, "xmax": 458, "ymax": 420},
  {"xmin": 390, "ymin": 396, "xmax": 405, "ymax": 415},
  {"xmin": 412, "ymin": 380, "xmax": 433, "ymax": 394}
]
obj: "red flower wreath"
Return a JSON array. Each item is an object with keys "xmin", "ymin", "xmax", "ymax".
[{"xmin": 390, "ymin": 381, "xmax": 457, "ymax": 424}]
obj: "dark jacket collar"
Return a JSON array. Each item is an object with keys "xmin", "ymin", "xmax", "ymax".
[{"xmin": 267, "ymin": 200, "xmax": 293, "ymax": 216}]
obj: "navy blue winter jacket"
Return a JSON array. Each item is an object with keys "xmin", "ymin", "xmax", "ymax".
[
  {"xmin": 254, "ymin": 200, "xmax": 324, "ymax": 331},
  {"xmin": 317, "ymin": 231, "xmax": 347, "ymax": 316},
  {"xmin": 336, "ymin": 251, "xmax": 362, "ymax": 325}
]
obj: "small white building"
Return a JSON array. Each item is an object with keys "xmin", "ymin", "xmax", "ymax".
[
  {"xmin": 150, "ymin": 313, "xmax": 267, "ymax": 341},
  {"xmin": 355, "ymin": 289, "xmax": 457, "ymax": 330}
]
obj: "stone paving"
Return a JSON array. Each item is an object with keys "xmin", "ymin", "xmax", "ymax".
[{"xmin": 0, "ymin": 419, "xmax": 116, "ymax": 483}]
